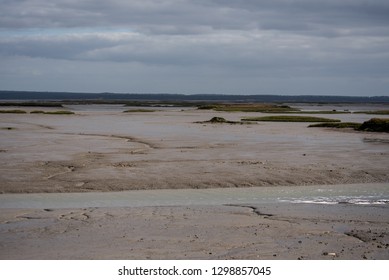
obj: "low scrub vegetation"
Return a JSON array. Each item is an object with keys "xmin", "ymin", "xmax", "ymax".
[
  {"xmin": 309, "ymin": 118, "xmax": 389, "ymax": 133},
  {"xmin": 195, "ymin": 117, "xmax": 248, "ymax": 124},
  {"xmin": 241, "ymin": 116, "xmax": 341, "ymax": 122},
  {"xmin": 28, "ymin": 110, "xmax": 74, "ymax": 114},
  {"xmin": 354, "ymin": 110, "xmax": 389, "ymax": 115},
  {"xmin": 0, "ymin": 109, "xmax": 27, "ymax": 114},
  {"xmin": 198, "ymin": 103, "xmax": 299, "ymax": 113},
  {"xmin": 357, "ymin": 118, "xmax": 389, "ymax": 132},
  {"xmin": 0, "ymin": 102, "xmax": 63, "ymax": 107},
  {"xmin": 293, "ymin": 110, "xmax": 351, "ymax": 114},
  {"xmin": 123, "ymin": 109, "xmax": 155, "ymax": 113},
  {"xmin": 309, "ymin": 122, "xmax": 362, "ymax": 129},
  {"xmin": 43, "ymin": 110, "xmax": 74, "ymax": 115}
]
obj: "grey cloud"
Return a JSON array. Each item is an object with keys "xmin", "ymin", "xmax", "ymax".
[
  {"xmin": 2, "ymin": 0, "xmax": 388, "ymax": 37},
  {"xmin": 0, "ymin": 1, "xmax": 210, "ymax": 30},
  {"xmin": 2, "ymin": 28, "xmax": 387, "ymax": 81},
  {"xmin": 0, "ymin": 32, "xmax": 123, "ymax": 60},
  {"xmin": 209, "ymin": 0, "xmax": 389, "ymax": 36},
  {"xmin": 0, "ymin": 0, "xmax": 388, "ymax": 95},
  {"xmin": 0, "ymin": 30, "xmax": 317, "ymax": 66}
]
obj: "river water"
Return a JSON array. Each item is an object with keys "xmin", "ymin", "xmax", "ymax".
[{"xmin": 0, "ymin": 183, "xmax": 388, "ymax": 209}]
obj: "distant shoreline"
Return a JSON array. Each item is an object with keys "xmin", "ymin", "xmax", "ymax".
[{"xmin": 1, "ymin": 90, "xmax": 388, "ymax": 103}]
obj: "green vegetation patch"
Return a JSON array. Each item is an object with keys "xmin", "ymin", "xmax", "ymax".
[
  {"xmin": 43, "ymin": 110, "xmax": 74, "ymax": 115},
  {"xmin": 29, "ymin": 110, "xmax": 74, "ymax": 114},
  {"xmin": 198, "ymin": 103, "xmax": 299, "ymax": 113},
  {"xmin": 0, "ymin": 102, "xmax": 63, "ymax": 107},
  {"xmin": 309, "ymin": 122, "xmax": 362, "ymax": 129},
  {"xmin": 354, "ymin": 110, "xmax": 389, "ymax": 115},
  {"xmin": 0, "ymin": 109, "xmax": 27, "ymax": 114},
  {"xmin": 290, "ymin": 110, "xmax": 351, "ymax": 114},
  {"xmin": 241, "ymin": 116, "xmax": 341, "ymax": 122},
  {"xmin": 357, "ymin": 118, "xmax": 389, "ymax": 133},
  {"xmin": 123, "ymin": 109, "xmax": 155, "ymax": 113},
  {"xmin": 196, "ymin": 117, "xmax": 248, "ymax": 124},
  {"xmin": 309, "ymin": 118, "xmax": 389, "ymax": 133},
  {"xmin": 124, "ymin": 101, "xmax": 198, "ymax": 107}
]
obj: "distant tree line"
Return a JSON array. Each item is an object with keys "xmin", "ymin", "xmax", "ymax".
[{"xmin": 0, "ymin": 90, "xmax": 388, "ymax": 103}]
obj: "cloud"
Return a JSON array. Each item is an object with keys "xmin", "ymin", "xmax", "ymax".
[
  {"xmin": 0, "ymin": 29, "xmax": 311, "ymax": 69},
  {"xmin": 211, "ymin": 0, "xmax": 389, "ymax": 30},
  {"xmin": 1, "ymin": 27, "xmax": 387, "ymax": 78},
  {"xmin": 0, "ymin": 0, "xmax": 388, "ymax": 95},
  {"xmin": 2, "ymin": 1, "xmax": 389, "ymax": 34}
]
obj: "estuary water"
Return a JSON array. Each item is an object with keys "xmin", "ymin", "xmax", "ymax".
[{"xmin": 0, "ymin": 183, "xmax": 388, "ymax": 209}]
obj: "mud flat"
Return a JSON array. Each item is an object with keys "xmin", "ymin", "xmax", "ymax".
[
  {"xmin": 0, "ymin": 105, "xmax": 388, "ymax": 193},
  {"xmin": 0, "ymin": 201, "xmax": 388, "ymax": 259},
  {"xmin": 0, "ymin": 105, "xmax": 388, "ymax": 259}
]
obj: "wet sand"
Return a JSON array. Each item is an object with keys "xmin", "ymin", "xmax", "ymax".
[
  {"xmin": 0, "ymin": 106, "xmax": 388, "ymax": 193},
  {"xmin": 0, "ymin": 105, "xmax": 388, "ymax": 259},
  {"xmin": 1, "ymin": 203, "xmax": 388, "ymax": 259}
]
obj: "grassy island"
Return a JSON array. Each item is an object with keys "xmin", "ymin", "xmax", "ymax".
[
  {"xmin": 241, "ymin": 116, "xmax": 341, "ymax": 122},
  {"xmin": 198, "ymin": 103, "xmax": 299, "ymax": 113},
  {"xmin": 196, "ymin": 117, "xmax": 249, "ymax": 124}
]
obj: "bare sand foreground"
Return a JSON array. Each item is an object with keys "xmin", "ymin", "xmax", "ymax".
[
  {"xmin": 0, "ymin": 203, "xmax": 388, "ymax": 259},
  {"xmin": 0, "ymin": 105, "xmax": 388, "ymax": 259}
]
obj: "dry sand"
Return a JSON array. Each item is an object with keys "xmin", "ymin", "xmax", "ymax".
[{"xmin": 0, "ymin": 105, "xmax": 388, "ymax": 259}]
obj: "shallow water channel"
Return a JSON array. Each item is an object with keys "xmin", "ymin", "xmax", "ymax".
[{"xmin": 0, "ymin": 183, "xmax": 388, "ymax": 209}]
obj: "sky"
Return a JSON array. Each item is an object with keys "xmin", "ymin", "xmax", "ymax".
[{"xmin": 0, "ymin": 0, "xmax": 389, "ymax": 96}]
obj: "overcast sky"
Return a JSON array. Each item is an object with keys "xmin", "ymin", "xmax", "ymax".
[{"xmin": 1, "ymin": 0, "xmax": 388, "ymax": 96}]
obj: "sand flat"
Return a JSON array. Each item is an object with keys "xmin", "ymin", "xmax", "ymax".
[
  {"xmin": 0, "ymin": 203, "xmax": 388, "ymax": 259},
  {"xmin": 0, "ymin": 105, "xmax": 388, "ymax": 259},
  {"xmin": 0, "ymin": 107, "xmax": 388, "ymax": 193}
]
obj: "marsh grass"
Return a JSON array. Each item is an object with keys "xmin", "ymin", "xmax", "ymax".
[
  {"xmin": 354, "ymin": 110, "xmax": 389, "ymax": 115},
  {"xmin": 0, "ymin": 102, "xmax": 63, "ymax": 107},
  {"xmin": 124, "ymin": 101, "xmax": 198, "ymax": 107},
  {"xmin": 309, "ymin": 118, "xmax": 389, "ymax": 132},
  {"xmin": 196, "ymin": 117, "xmax": 249, "ymax": 124},
  {"xmin": 43, "ymin": 110, "xmax": 74, "ymax": 115},
  {"xmin": 123, "ymin": 109, "xmax": 155, "ymax": 113},
  {"xmin": 198, "ymin": 103, "xmax": 299, "ymax": 113},
  {"xmin": 0, "ymin": 109, "xmax": 27, "ymax": 114},
  {"xmin": 309, "ymin": 122, "xmax": 362, "ymax": 129},
  {"xmin": 241, "ymin": 116, "xmax": 341, "ymax": 122},
  {"xmin": 29, "ymin": 110, "xmax": 74, "ymax": 114},
  {"xmin": 289, "ymin": 110, "xmax": 351, "ymax": 114},
  {"xmin": 358, "ymin": 118, "xmax": 389, "ymax": 132}
]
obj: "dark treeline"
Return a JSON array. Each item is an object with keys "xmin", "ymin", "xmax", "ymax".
[{"xmin": 0, "ymin": 90, "xmax": 388, "ymax": 103}]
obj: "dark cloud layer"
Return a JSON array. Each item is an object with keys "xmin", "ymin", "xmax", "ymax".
[
  {"xmin": 0, "ymin": 0, "xmax": 388, "ymax": 95},
  {"xmin": 2, "ymin": 1, "xmax": 388, "ymax": 33}
]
